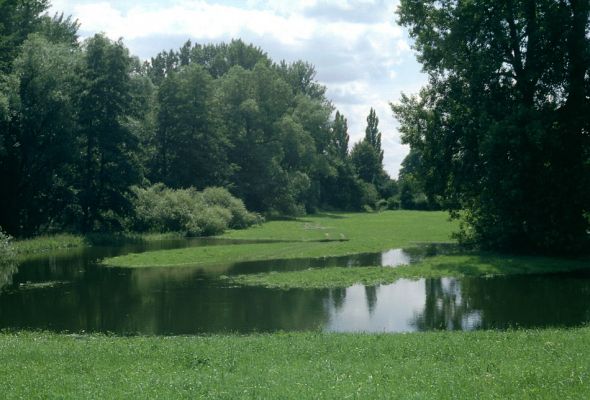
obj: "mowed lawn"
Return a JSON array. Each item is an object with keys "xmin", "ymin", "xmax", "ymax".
[{"xmin": 103, "ymin": 211, "xmax": 457, "ymax": 267}]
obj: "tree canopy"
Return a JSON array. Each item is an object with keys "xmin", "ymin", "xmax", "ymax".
[{"xmin": 393, "ymin": 0, "xmax": 590, "ymax": 253}]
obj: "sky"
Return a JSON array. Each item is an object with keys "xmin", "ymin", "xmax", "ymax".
[{"xmin": 49, "ymin": 0, "xmax": 427, "ymax": 177}]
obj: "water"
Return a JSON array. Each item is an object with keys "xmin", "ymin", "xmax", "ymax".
[{"xmin": 1, "ymin": 240, "xmax": 589, "ymax": 334}]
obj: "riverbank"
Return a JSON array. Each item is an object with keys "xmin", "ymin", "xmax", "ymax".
[{"xmin": 1, "ymin": 328, "xmax": 588, "ymax": 399}]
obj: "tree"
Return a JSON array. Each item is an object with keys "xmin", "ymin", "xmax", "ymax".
[
  {"xmin": 331, "ymin": 111, "xmax": 349, "ymax": 160},
  {"xmin": 77, "ymin": 34, "xmax": 141, "ymax": 232},
  {"xmin": 37, "ymin": 12, "xmax": 79, "ymax": 46},
  {"xmin": 395, "ymin": 0, "xmax": 590, "ymax": 253},
  {"xmin": 351, "ymin": 140, "xmax": 382, "ymax": 184},
  {"xmin": 0, "ymin": 35, "xmax": 80, "ymax": 234},
  {"xmin": 0, "ymin": 0, "xmax": 50, "ymax": 73},
  {"xmin": 364, "ymin": 108, "xmax": 383, "ymax": 164},
  {"xmin": 351, "ymin": 108, "xmax": 386, "ymax": 187},
  {"xmin": 150, "ymin": 64, "xmax": 230, "ymax": 189}
]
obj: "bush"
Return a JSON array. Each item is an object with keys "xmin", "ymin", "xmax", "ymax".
[
  {"xmin": 130, "ymin": 184, "xmax": 260, "ymax": 236},
  {"xmin": 375, "ymin": 199, "xmax": 388, "ymax": 212},
  {"xmin": 362, "ymin": 204, "xmax": 374, "ymax": 213},
  {"xmin": 201, "ymin": 187, "xmax": 262, "ymax": 228},
  {"xmin": 387, "ymin": 196, "xmax": 400, "ymax": 210},
  {"xmin": 358, "ymin": 181, "xmax": 379, "ymax": 210},
  {"xmin": 0, "ymin": 227, "xmax": 17, "ymax": 291},
  {"xmin": 0, "ymin": 227, "xmax": 15, "ymax": 265}
]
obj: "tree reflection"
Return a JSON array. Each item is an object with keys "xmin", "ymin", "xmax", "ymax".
[
  {"xmin": 0, "ymin": 261, "xmax": 18, "ymax": 292},
  {"xmin": 411, "ymin": 278, "xmax": 474, "ymax": 331},
  {"xmin": 364, "ymin": 285, "xmax": 378, "ymax": 315}
]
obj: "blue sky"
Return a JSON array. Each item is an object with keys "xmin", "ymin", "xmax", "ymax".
[{"xmin": 49, "ymin": 0, "xmax": 427, "ymax": 177}]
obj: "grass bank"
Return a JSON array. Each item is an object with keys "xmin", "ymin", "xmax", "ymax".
[
  {"xmin": 103, "ymin": 211, "xmax": 456, "ymax": 268},
  {"xmin": 13, "ymin": 232, "xmax": 185, "ymax": 257},
  {"xmin": 1, "ymin": 328, "xmax": 589, "ymax": 399},
  {"xmin": 230, "ymin": 253, "xmax": 590, "ymax": 289}
]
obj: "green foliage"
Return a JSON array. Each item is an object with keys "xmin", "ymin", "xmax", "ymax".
[
  {"xmin": 150, "ymin": 64, "xmax": 230, "ymax": 189},
  {"xmin": 78, "ymin": 34, "xmax": 142, "ymax": 232},
  {"xmin": 330, "ymin": 111, "xmax": 349, "ymax": 160},
  {"xmin": 395, "ymin": 0, "xmax": 590, "ymax": 253},
  {"xmin": 201, "ymin": 187, "xmax": 263, "ymax": 229},
  {"xmin": 0, "ymin": 226, "xmax": 15, "ymax": 265},
  {"xmin": 358, "ymin": 180, "xmax": 379, "ymax": 210},
  {"xmin": 364, "ymin": 107, "xmax": 383, "ymax": 164},
  {"xmin": 37, "ymin": 12, "xmax": 79, "ymax": 46},
  {"xmin": 0, "ymin": 0, "xmax": 50, "ymax": 73},
  {"xmin": 387, "ymin": 196, "xmax": 400, "ymax": 210},
  {"xmin": 350, "ymin": 140, "xmax": 381, "ymax": 184},
  {"xmin": 0, "ymin": 226, "xmax": 16, "ymax": 291},
  {"xmin": 0, "ymin": 0, "xmax": 395, "ymax": 236},
  {"xmin": 375, "ymin": 198, "xmax": 388, "ymax": 212},
  {"xmin": 0, "ymin": 34, "xmax": 80, "ymax": 234},
  {"xmin": 130, "ymin": 184, "xmax": 259, "ymax": 237}
]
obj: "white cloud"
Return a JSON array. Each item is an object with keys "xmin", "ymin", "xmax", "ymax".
[{"xmin": 50, "ymin": 0, "xmax": 426, "ymax": 176}]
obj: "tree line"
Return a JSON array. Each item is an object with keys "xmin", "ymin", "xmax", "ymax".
[{"xmin": 0, "ymin": 0, "xmax": 404, "ymax": 237}]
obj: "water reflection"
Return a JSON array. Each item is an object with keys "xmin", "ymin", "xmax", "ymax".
[
  {"xmin": 325, "ymin": 273, "xmax": 590, "ymax": 333},
  {"xmin": 0, "ymin": 240, "xmax": 589, "ymax": 334},
  {"xmin": 0, "ymin": 262, "xmax": 18, "ymax": 292}
]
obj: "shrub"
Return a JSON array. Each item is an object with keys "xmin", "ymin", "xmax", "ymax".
[
  {"xmin": 0, "ymin": 227, "xmax": 17, "ymax": 291},
  {"xmin": 0, "ymin": 227, "xmax": 15, "ymax": 265},
  {"xmin": 358, "ymin": 181, "xmax": 379, "ymax": 210},
  {"xmin": 375, "ymin": 199, "xmax": 388, "ymax": 212},
  {"xmin": 362, "ymin": 204, "xmax": 374, "ymax": 213},
  {"xmin": 130, "ymin": 184, "xmax": 260, "ymax": 236},
  {"xmin": 387, "ymin": 196, "xmax": 400, "ymax": 210},
  {"xmin": 201, "ymin": 187, "xmax": 262, "ymax": 228}
]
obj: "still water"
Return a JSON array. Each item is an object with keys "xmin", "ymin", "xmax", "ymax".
[{"xmin": 1, "ymin": 239, "xmax": 589, "ymax": 334}]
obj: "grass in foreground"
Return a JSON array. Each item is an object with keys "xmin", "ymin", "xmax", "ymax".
[
  {"xmin": 103, "ymin": 211, "xmax": 457, "ymax": 268},
  {"xmin": 230, "ymin": 253, "xmax": 590, "ymax": 289},
  {"xmin": 1, "ymin": 328, "xmax": 589, "ymax": 399}
]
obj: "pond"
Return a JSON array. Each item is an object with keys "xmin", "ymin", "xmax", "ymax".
[{"xmin": 1, "ymin": 239, "xmax": 590, "ymax": 334}]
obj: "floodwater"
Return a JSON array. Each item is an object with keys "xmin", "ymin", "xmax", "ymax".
[{"xmin": 1, "ymin": 239, "xmax": 589, "ymax": 335}]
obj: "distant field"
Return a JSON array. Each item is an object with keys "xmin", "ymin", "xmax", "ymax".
[
  {"xmin": 103, "ymin": 211, "xmax": 457, "ymax": 268},
  {"xmin": 1, "ymin": 329, "xmax": 589, "ymax": 399}
]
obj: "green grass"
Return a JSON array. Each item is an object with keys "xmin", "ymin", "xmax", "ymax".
[
  {"xmin": 13, "ymin": 234, "xmax": 85, "ymax": 255},
  {"xmin": 230, "ymin": 253, "xmax": 590, "ymax": 289},
  {"xmin": 1, "ymin": 328, "xmax": 589, "ymax": 399},
  {"xmin": 103, "ymin": 211, "xmax": 457, "ymax": 268},
  {"xmin": 13, "ymin": 232, "xmax": 185, "ymax": 257}
]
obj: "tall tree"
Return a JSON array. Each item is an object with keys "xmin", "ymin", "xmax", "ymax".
[
  {"xmin": 364, "ymin": 108, "xmax": 383, "ymax": 164},
  {"xmin": 331, "ymin": 110, "xmax": 349, "ymax": 160},
  {"xmin": 395, "ymin": 0, "xmax": 590, "ymax": 253},
  {"xmin": 78, "ymin": 34, "xmax": 141, "ymax": 232},
  {"xmin": 0, "ymin": 35, "xmax": 80, "ymax": 234},
  {"xmin": 351, "ymin": 108, "xmax": 386, "ymax": 186},
  {"xmin": 151, "ymin": 64, "xmax": 230, "ymax": 189}
]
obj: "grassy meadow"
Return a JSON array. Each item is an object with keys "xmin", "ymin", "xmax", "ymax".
[{"xmin": 1, "ymin": 329, "xmax": 589, "ymax": 399}]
